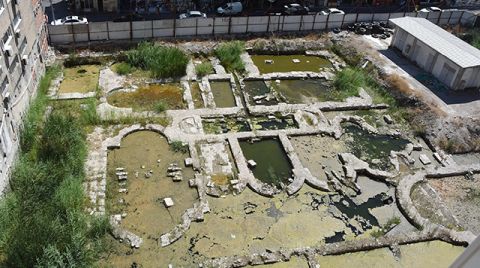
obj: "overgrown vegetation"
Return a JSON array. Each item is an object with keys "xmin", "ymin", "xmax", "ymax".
[
  {"xmin": 214, "ymin": 41, "xmax": 245, "ymax": 72},
  {"xmin": 170, "ymin": 141, "xmax": 188, "ymax": 153},
  {"xmin": 333, "ymin": 68, "xmax": 363, "ymax": 96},
  {"xmin": 20, "ymin": 65, "xmax": 61, "ymax": 153},
  {"xmin": 113, "ymin": 62, "xmax": 134, "ymax": 75},
  {"xmin": 64, "ymin": 54, "xmax": 103, "ymax": 68},
  {"xmin": 154, "ymin": 100, "xmax": 168, "ymax": 113},
  {"xmin": 126, "ymin": 42, "xmax": 189, "ymax": 78},
  {"xmin": 0, "ymin": 69, "xmax": 110, "ymax": 267},
  {"xmin": 195, "ymin": 62, "xmax": 214, "ymax": 77}
]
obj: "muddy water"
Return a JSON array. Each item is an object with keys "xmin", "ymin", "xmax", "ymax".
[
  {"xmin": 107, "ymin": 83, "xmax": 186, "ymax": 111},
  {"xmin": 251, "ymin": 55, "xmax": 332, "ymax": 74},
  {"xmin": 239, "ymin": 138, "xmax": 293, "ymax": 187},
  {"xmin": 271, "ymin": 79, "xmax": 335, "ymax": 104},
  {"xmin": 189, "ymin": 82, "xmax": 204, "ymax": 108},
  {"xmin": 315, "ymin": 240, "xmax": 464, "ymax": 268},
  {"xmin": 210, "ymin": 81, "xmax": 236, "ymax": 108},
  {"xmin": 104, "ymin": 131, "xmax": 199, "ymax": 267},
  {"xmin": 251, "ymin": 115, "xmax": 297, "ymax": 130},
  {"xmin": 343, "ymin": 123, "xmax": 409, "ymax": 170},
  {"xmin": 244, "ymin": 80, "xmax": 279, "ymax": 106},
  {"xmin": 249, "ymin": 256, "xmax": 308, "ymax": 267}
]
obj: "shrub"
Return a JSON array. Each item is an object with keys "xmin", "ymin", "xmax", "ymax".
[
  {"xmin": 154, "ymin": 100, "xmax": 168, "ymax": 113},
  {"xmin": 215, "ymin": 41, "xmax": 245, "ymax": 72},
  {"xmin": 126, "ymin": 42, "xmax": 189, "ymax": 78},
  {"xmin": 195, "ymin": 62, "xmax": 214, "ymax": 77},
  {"xmin": 114, "ymin": 62, "xmax": 133, "ymax": 75},
  {"xmin": 170, "ymin": 141, "xmax": 188, "ymax": 153},
  {"xmin": 80, "ymin": 98, "xmax": 100, "ymax": 125}
]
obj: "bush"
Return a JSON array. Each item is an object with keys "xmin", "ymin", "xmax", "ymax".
[
  {"xmin": 195, "ymin": 62, "xmax": 214, "ymax": 77},
  {"xmin": 80, "ymin": 98, "xmax": 100, "ymax": 125},
  {"xmin": 170, "ymin": 141, "xmax": 188, "ymax": 153},
  {"xmin": 154, "ymin": 100, "xmax": 168, "ymax": 113},
  {"xmin": 214, "ymin": 41, "xmax": 245, "ymax": 72},
  {"xmin": 126, "ymin": 42, "xmax": 189, "ymax": 78},
  {"xmin": 114, "ymin": 62, "xmax": 133, "ymax": 75}
]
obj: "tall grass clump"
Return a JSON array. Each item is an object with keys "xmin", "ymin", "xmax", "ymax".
[
  {"xmin": 126, "ymin": 42, "xmax": 189, "ymax": 78},
  {"xmin": 20, "ymin": 65, "xmax": 61, "ymax": 153},
  {"xmin": 80, "ymin": 98, "xmax": 100, "ymax": 125},
  {"xmin": 0, "ymin": 69, "xmax": 110, "ymax": 267},
  {"xmin": 214, "ymin": 41, "xmax": 245, "ymax": 72},
  {"xmin": 114, "ymin": 62, "xmax": 133, "ymax": 75},
  {"xmin": 333, "ymin": 68, "xmax": 364, "ymax": 95},
  {"xmin": 195, "ymin": 62, "xmax": 214, "ymax": 77}
]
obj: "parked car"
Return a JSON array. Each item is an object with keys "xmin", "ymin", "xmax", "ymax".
[
  {"xmin": 113, "ymin": 13, "xmax": 145, "ymax": 22},
  {"xmin": 179, "ymin": 11, "xmax": 207, "ymax": 19},
  {"xmin": 50, "ymin": 16, "xmax": 88, "ymax": 25},
  {"xmin": 283, "ymin": 3, "xmax": 309, "ymax": 15},
  {"xmin": 319, "ymin": 8, "xmax": 345, "ymax": 15},
  {"xmin": 419, "ymin": 6, "xmax": 442, "ymax": 12},
  {"xmin": 217, "ymin": 2, "xmax": 243, "ymax": 16}
]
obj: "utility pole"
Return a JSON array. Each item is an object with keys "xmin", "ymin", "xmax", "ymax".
[{"xmin": 49, "ymin": 0, "xmax": 57, "ymax": 23}]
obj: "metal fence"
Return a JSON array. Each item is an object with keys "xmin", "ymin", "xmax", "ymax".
[{"xmin": 47, "ymin": 10, "xmax": 477, "ymax": 44}]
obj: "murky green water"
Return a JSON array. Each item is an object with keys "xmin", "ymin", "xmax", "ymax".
[
  {"xmin": 251, "ymin": 115, "xmax": 297, "ymax": 130},
  {"xmin": 316, "ymin": 240, "xmax": 464, "ymax": 268},
  {"xmin": 251, "ymin": 55, "xmax": 332, "ymax": 74},
  {"xmin": 271, "ymin": 79, "xmax": 336, "ymax": 104},
  {"xmin": 240, "ymin": 138, "xmax": 293, "ymax": 187},
  {"xmin": 106, "ymin": 131, "xmax": 198, "ymax": 258},
  {"xmin": 202, "ymin": 117, "xmax": 251, "ymax": 134},
  {"xmin": 343, "ymin": 123, "xmax": 409, "ymax": 170},
  {"xmin": 210, "ymin": 81, "xmax": 236, "ymax": 108},
  {"xmin": 244, "ymin": 80, "xmax": 279, "ymax": 106}
]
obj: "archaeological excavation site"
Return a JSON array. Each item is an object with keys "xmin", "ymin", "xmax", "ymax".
[{"xmin": 5, "ymin": 29, "xmax": 480, "ymax": 268}]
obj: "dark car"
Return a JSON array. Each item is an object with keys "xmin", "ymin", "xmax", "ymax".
[
  {"xmin": 283, "ymin": 3, "xmax": 309, "ymax": 15},
  {"xmin": 113, "ymin": 13, "xmax": 145, "ymax": 22}
]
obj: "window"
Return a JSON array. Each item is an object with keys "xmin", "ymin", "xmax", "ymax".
[
  {"xmin": 2, "ymin": 26, "xmax": 12, "ymax": 46},
  {"xmin": 0, "ymin": 76, "xmax": 7, "ymax": 95},
  {"xmin": 8, "ymin": 55, "xmax": 18, "ymax": 73},
  {"xmin": 18, "ymin": 37, "xmax": 26, "ymax": 54}
]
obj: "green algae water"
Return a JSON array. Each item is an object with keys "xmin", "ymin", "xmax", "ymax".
[
  {"xmin": 210, "ymin": 81, "xmax": 236, "ymax": 108},
  {"xmin": 239, "ymin": 138, "xmax": 293, "ymax": 187},
  {"xmin": 252, "ymin": 55, "xmax": 332, "ymax": 74}
]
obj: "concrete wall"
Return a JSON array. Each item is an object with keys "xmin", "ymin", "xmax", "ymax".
[{"xmin": 47, "ymin": 10, "xmax": 476, "ymax": 45}]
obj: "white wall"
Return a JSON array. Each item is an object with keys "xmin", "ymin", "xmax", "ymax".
[{"xmin": 47, "ymin": 10, "xmax": 476, "ymax": 45}]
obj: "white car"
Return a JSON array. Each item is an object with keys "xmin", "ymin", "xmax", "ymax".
[
  {"xmin": 319, "ymin": 8, "xmax": 345, "ymax": 15},
  {"xmin": 50, "ymin": 16, "xmax": 88, "ymax": 25},
  {"xmin": 179, "ymin": 11, "xmax": 207, "ymax": 19},
  {"xmin": 419, "ymin": 6, "xmax": 442, "ymax": 12}
]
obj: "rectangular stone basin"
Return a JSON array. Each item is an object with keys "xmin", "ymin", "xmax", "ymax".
[
  {"xmin": 251, "ymin": 55, "xmax": 332, "ymax": 74},
  {"xmin": 239, "ymin": 138, "xmax": 293, "ymax": 188},
  {"xmin": 210, "ymin": 81, "xmax": 236, "ymax": 108}
]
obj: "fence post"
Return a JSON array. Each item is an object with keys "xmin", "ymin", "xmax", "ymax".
[
  {"xmin": 228, "ymin": 16, "xmax": 232, "ymax": 35},
  {"xmin": 267, "ymin": 15, "xmax": 271, "ymax": 33},
  {"xmin": 71, "ymin": 24, "xmax": 76, "ymax": 50},
  {"xmin": 458, "ymin": 11, "xmax": 464, "ymax": 26},
  {"xmin": 312, "ymin": 13, "xmax": 317, "ymax": 31},
  {"xmin": 448, "ymin": 11, "xmax": 453, "ymax": 25},
  {"xmin": 355, "ymin": 12, "xmax": 359, "ymax": 24},
  {"xmin": 277, "ymin": 15, "xmax": 281, "ymax": 32},
  {"xmin": 246, "ymin": 16, "xmax": 250, "ymax": 33},
  {"xmin": 106, "ymin": 22, "xmax": 110, "ymax": 40},
  {"xmin": 281, "ymin": 15, "xmax": 285, "ymax": 31},
  {"xmin": 195, "ymin": 18, "xmax": 198, "ymax": 36},
  {"xmin": 87, "ymin": 23, "xmax": 91, "ymax": 42},
  {"xmin": 174, "ymin": 18, "xmax": 176, "ymax": 38},
  {"xmin": 151, "ymin": 20, "xmax": 154, "ymax": 39},
  {"xmin": 326, "ymin": 13, "xmax": 330, "ymax": 30},
  {"xmin": 130, "ymin": 20, "xmax": 133, "ymax": 40},
  {"xmin": 299, "ymin": 15, "xmax": 303, "ymax": 31},
  {"xmin": 212, "ymin": 17, "xmax": 215, "ymax": 36},
  {"xmin": 341, "ymin": 13, "xmax": 346, "ymax": 28}
]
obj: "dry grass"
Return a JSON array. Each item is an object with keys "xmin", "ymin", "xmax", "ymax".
[
  {"xmin": 211, "ymin": 174, "xmax": 230, "ymax": 186},
  {"xmin": 58, "ymin": 65, "xmax": 100, "ymax": 94},
  {"xmin": 107, "ymin": 84, "xmax": 185, "ymax": 111}
]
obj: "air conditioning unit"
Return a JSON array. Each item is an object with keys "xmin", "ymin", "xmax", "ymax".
[
  {"xmin": 21, "ymin": 55, "xmax": 28, "ymax": 65},
  {"xmin": 14, "ymin": 29, "xmax": 20, "ymax": 38},
  {"xmin": 4, "ymin": 45, "xmax": 12, "ymax": 57}
]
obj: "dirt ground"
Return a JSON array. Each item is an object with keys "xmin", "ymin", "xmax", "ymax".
[{"xmin": 429, "ymin": 175, "xmax": 480, "ymax": 235}]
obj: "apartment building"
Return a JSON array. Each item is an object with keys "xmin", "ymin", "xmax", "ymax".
[{"xmin": 0, "ymin": 0, "xmax": 48, "ymax": 194}]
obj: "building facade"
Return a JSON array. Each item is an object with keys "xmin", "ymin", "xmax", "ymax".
[
  {"xmin": 390, "ymin": 17, "xmax": 480, "ymax": 90},
  {"xmin": 0, "ymin": 0, "xmax": 48, "ymax": 194}
]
